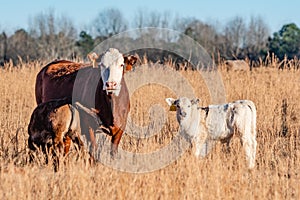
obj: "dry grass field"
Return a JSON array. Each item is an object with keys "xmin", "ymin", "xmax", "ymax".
[{"xmin": 0, "ymin": 60, "xmax": 299, "ymax": 199}]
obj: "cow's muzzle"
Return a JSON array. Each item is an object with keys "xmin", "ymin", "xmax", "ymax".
[
  {"xmin": 179, "ymin": 110, "xmax": 187, "ymax": 118},
  {"xmin": 105, "ymin": 81, "xmax": 121, "ymax": 96},
  {"xmin": 106, "ymin": 81, "xmax": 120, "ymax": 92},
  {"xmin": 105, "ymin": 81, "xmax": 117, "ymax": 90}
]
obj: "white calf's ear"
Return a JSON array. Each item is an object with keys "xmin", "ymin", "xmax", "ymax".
[
  {"xmin": 166, "ymin": 98, "xmax": 177, "ymax": 111},
  {"xmin": 165, "ymin": 98, "xmax": 175, "ymax": 106},
  {"xmin": 191, "ymin": 98, "xmax": 200, "ymax": 105}
]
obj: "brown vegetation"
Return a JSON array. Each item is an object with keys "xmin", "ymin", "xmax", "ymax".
[{"xmin": 0, "ymin": 61, "xmax": 299, "ymax": 199}]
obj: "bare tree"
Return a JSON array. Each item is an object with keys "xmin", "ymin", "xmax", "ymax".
[
  {"xmin": 134, "ymin": 10, "xmax": 174, "ymax": 29},
  {"xmin": 0, "ymin": 31, "xmax": 7, "ymax": 65},
  {"xmin": 133, "ymin": 9, "xmax": 146, "ymax": 29},
  {"xmin": 133, "ymin": 10, "xmax": 179, "ymax": 43},
  {"xmin": 181, "ymin": 19, "xmax": 219, "ymax": 54},
  {"xmin": 161, "ymin": 11, "xmax": 172, "ymax": 28},
  {"xmin": 133, "ymin": 9, "xmax": 161, "ymax": 28},
  {"xmin": 224, "ymin": 16, "xmax": 246, "ymax": 58},
  {"xmin": 93, "ymin": 8, "xmax": 128, "ymax": 37},
  {"xmin": 172, "ymin": 16, "xmax": 194, "ymax": 33},
  {"xmin": 7, "ymin": 29, "xmax": 37, "ymax": 62},
  {"xmin": 29, "ymin": 9, "xmax": 77, "ymax": 60},
  {"xmin": 245, "ymin": 16, "xmax": 270, "ymax": 60},
  {"xmin": 147, "ymin": 11, "xmax": 161, "ymax": 27}
]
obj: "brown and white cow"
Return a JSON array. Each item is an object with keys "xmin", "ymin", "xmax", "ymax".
[{"xmin": 35, "ymin": 48, "xmax": 137, "ymax": 157}]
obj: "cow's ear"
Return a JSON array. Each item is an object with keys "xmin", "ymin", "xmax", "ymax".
[
  {"xmin": 124, "ymin": 55, "xmax": 138, "ymax": 72},
  {"xmin": 191, "ymin": 98, "xmax": 200, "ymax": 105},
  {"xmin": 166, "ymin": 98, "xmax": 177, "ymax": 111},
  {"xmin": 166, "ymin": 98, "xmax": 175, "ymax": 106},
  {"xmin": 87, "ymin": 52, "xmax": 99, "ymax": 68}
]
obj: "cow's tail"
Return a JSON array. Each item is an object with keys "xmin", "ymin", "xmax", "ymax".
[{"xmin": 35, "ymin": 69, "xmax": 44, "ymax": 105}]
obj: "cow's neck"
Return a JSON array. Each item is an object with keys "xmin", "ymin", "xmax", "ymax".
[{"xmin": 110, "ymin": 77, "xmax": 130, "ymax": 130}]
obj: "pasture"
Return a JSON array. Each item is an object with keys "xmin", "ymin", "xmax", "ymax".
[{"xmin": 0, "ymin": 60, "xmax": 299, "ymax": 199}]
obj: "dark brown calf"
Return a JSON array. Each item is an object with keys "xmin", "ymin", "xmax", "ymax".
[
  {"xmin": 28, "ymin": 98, "xmax": 101, "ymax": 169},
  {"xmin": 28, "ymin": 98, "xmax": 82, "ymax": 169}
]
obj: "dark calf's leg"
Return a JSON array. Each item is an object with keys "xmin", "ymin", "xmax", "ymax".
[{"xmin": 64, "ymin": 135, "xmax": 72, "ymax": 155}]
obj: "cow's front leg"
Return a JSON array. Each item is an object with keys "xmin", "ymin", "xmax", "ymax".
[
  {"xmin": 196, "ymin": 138, "xmax": 216, "ymax": 158},
  {"xmin": 110, "ymin": 126, "xmax": 123, "ymax": 158}
]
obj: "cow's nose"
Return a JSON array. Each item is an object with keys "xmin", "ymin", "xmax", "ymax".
[
  {"xmin": 106, "ymin": 81, "xmax": 117, "ymax": 89},
  {"xmin": 180, "ymin": 111, "xmax": 186, "ymax": 117}
]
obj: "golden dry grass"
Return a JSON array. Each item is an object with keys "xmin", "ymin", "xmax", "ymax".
[{"xmin": 0, "ymin": 61, "xmax": 300, "ymax": 199}]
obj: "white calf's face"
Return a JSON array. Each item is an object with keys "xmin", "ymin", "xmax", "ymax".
[
  {"xmin": 100, "ymin": 48, "xmax": 125, "ymax": 96},
  {"xmin": 166, "ymin": 97, "xmax": 199, "ymax": 124}
]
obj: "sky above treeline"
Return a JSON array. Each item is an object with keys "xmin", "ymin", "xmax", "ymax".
[{"xmin": 1, "ymin": 0, "xmax": 299, "ymax": 34}]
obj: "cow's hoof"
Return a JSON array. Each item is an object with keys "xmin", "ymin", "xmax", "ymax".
[{"xmin": 110, "ymin": 150, "xmax": 119, "ymax": 160}]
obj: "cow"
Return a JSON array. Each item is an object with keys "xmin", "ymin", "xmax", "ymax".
[
  {"xmin": 224, "ymin": 60, "xmax": 249, "ymax": 71},
  {"xmin": 166, "ymin": 97, "xmax": 257, "ymax": 169},
  {"xmin": 28, "ymin": 98, "xmax": 101, "ymax": 170},
  {"xmin": 35, "ymin": 48, "xmax": 137, "ymax": 157}
]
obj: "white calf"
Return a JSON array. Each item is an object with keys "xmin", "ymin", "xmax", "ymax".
[{"xmin": 166, "ymin": 97, "xmax": 257, "ymax": 169}]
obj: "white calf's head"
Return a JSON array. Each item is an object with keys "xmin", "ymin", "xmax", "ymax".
[{"xmin": 166, "ymin": 97, "xmax": 199, "ymax": 124}]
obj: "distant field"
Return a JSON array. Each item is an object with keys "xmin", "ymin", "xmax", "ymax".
[{"xmin": 0, "ymin": 61, "xmax": 299, "ymax": 199}]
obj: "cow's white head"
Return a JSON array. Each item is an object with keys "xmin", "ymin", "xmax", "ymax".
[
  {"xmin": 166, "ymin": 97, "xmax": 200, "ymax": 135},
  {"xmin": 92, "ymin": 48, "xmax": 137, "ymax": 96}
]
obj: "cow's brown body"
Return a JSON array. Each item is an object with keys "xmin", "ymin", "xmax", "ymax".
[
  {"xmin": 35, "ymin": 55, "xmax": 135, "ymax": 156},
  {"xmin": 28, "ymin": 98, "xmax": 83, "ymax": 158}
]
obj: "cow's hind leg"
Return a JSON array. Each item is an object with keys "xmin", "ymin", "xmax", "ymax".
[
  {"xmin": 235, "ymin": 107, "xmax": 257, "ymax": 169},
  {"xmin": 241, "ymin": 135, "xmax": 256, "ymax": 169},
  {"xmin": 238, "ymin": 119, "xmax": 256, "ymax": 169}
]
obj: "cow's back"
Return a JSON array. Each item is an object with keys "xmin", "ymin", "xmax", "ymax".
[
  {"xmin": 202, "ymin": 104, "xmax": 234, "ymax": 139},
  {"xmin": 35, "ymin": 60, "xmax": 90, "ymax": 104}
]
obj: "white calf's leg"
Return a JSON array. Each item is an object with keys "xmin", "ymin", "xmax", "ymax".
[
  {"xmin": 233, "ymin": 102, "xmax": 257, "ymax": 169},
  {"xmin": 195, "ymin": 137, "xmax": 216, "ymax": 158},
  {"xmin": 241, "ymin": 135, "xmax": 256, "ymax": 169}
]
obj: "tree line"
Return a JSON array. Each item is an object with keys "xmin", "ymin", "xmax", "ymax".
[{"xmin": 0, "ymin": 8, "xmax": 299, "ymax": 66}]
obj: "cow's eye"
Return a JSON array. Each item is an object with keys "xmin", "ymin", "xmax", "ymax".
[{"xmin": 188, "ymin": 105, "xmax": 191, "ymax": 108}]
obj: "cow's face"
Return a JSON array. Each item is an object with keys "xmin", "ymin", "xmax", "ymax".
[
  {"xmin": 100, "ymin": 48, "xmax": 124, "ymax": 96},
  {"xmin": 166, "ymin": 97, "xmax": 199, "ymax": 124},
  {"xmin": 99, "ymin": 48, "xmax": 137, "ymax": 96}
]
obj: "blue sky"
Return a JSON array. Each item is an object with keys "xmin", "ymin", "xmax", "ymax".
[{"xmin": 1, "ymin": 0, "xmax": 299, "ymax": 34}]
